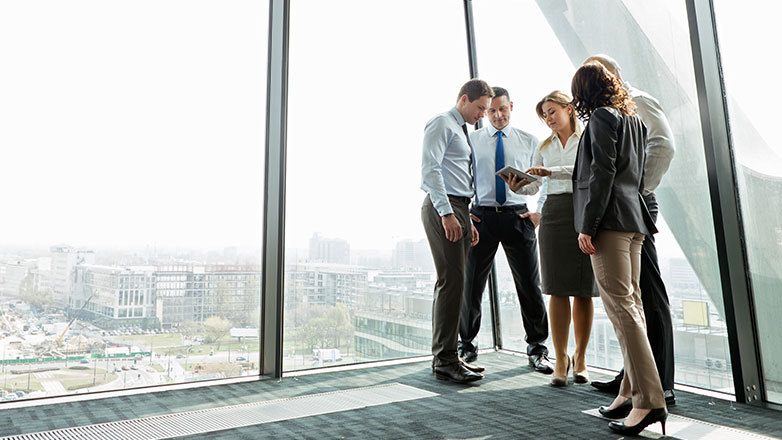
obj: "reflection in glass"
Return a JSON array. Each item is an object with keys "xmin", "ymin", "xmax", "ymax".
[
  {"xmin": 713, "ymin": 0, "xmax": 782, "ymax": 403},
  {"xmin": 474, "ymin": 0, "xmax": 732, "ymax": 392}
]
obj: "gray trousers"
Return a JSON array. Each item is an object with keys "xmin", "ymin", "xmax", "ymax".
[{"xmin": 422, "ymin": 195, "xmax": 471, "ymax": 367}]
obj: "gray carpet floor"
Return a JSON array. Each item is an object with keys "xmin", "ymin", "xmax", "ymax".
[{"xmin": 0, "ymin": 351, "xmax": 779, "ymax": 439}]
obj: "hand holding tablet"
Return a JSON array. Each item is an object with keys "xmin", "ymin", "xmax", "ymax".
[{"xmin": 495, "ymin": 165, "xmax": 540, "ymax": 182}]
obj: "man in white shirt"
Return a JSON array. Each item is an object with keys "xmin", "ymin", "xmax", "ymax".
[
  {"xmin": 421, "ymin": 79, "xmax": 492, "ymax": 384},
  {"xmin": 458, "ymin": 87, "xmax": 553, "ymax": 374},
  {"xmin": 585, "ymin": 55, "xmax": 677, "ymax": 405}
]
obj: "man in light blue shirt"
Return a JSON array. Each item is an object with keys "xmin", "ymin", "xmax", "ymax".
[
  {"xmin": 459, "ymin": 87, "xmax": 553, "ymax": 375},
  {"xmin": 421, "ymin": 79, "xmax": 492, "ymax": 384}
]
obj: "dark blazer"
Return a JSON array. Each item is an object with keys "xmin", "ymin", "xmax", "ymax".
[{"xmin": 572, "ymin": 106, "xmax": 658, "ymax": 237}]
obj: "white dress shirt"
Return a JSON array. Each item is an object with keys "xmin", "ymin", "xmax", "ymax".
[
  {"xmin": 516, "ymin": 131, "xmax": 580, "ymax": 212},
  {"xmin": 626, "ymin": 82, "xmax": 675, "ymax": 195},
  {"xmin": 470, "ymin": 124, "xmax": 539, "ymax": 208},
  {"xmin": 421, "ymin": 107, "xmax": 474, "ymax": 216}
]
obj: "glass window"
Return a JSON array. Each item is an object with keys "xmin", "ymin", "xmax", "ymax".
[
  {"xmin": 473, "ymin": 0, "xmax": 731, "ymax": 392},
  {"xmin": 0, "ymin": 1, "xmax": 266, "ymax": 400},
  {"xmin": 713, "ymin": 0, "xmax": 782, "ymax": 404},
  {"xmin": 283, "ymin": 0, "xmax": 468, "ymax": 370}
]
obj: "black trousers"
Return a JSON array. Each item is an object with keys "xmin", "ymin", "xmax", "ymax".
[
  {"xmin": 639, "ymin": 193, "xmax": 675, "ymax": 390},
  {"xmin": 422, "ymin": 195, "xmax": 472, "ymax": 367},
  {"xmin": 459, "ymin": 205, "xmax": 549, "ymax": 356}
]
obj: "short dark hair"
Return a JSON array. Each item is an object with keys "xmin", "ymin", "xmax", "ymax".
[
  {"xmin": 492, "ymin": 87, "xmax": 510, "ymax": 102},
  {"xmin": 571, "ymin": 62, "xmax": 636, "ymax": 120},
  {"xmin": 458, "ymin": 79, "xmax": 494, "ymax": 102}
]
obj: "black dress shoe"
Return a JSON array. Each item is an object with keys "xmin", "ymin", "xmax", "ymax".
[
  {"xmin": 460, "ymin": 357, "xmax": 485, "ymax": 373},
  {"xmin": 598, "ymin": 398, "xmax": 632, "ymax": 419},
  {"xmin": 434, "ymin": 363, "xmax": 484, "ymax": 384},
  {"xmin": 591, "ymin": 377, "xmax": 621, "ymax": 394},
  {"xmin": 461, "ymin": 351, "xmax": 478, "ymax": 363},
  {"xmin": 665, "ymin": 389, "xmax": 676, "ymax": 406},
  {"xmin": 528, "ymin": 354, "xmax": 554, "ymax": 374},
  {"xmin": 608, "ymin": 407, "xmax": 668, "ymax": 436}
]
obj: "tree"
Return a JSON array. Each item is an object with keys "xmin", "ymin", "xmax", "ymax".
[
  {"xmin": 178, "ymin": 320, "xmax": 202, "ymax": 343},
  {"xmin": 19, "ymin": 273, "xmax": 54, "ymax": 311},
  {"xmin": 295, "ymin": 304, "xmax": 354, "ymax": 353},
  {"xmin": 203, "ymin": 316, "xmax": 231, "ymax": 349}
]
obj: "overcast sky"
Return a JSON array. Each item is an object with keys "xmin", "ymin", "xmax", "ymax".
[{"xmin": 0, "ymin": 0, "xmax": 776, "ymax": 258}]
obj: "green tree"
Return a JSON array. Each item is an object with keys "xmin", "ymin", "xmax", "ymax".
[
  {"xmin": 19, "ymin": 273, "xmax": 54, "ymax": 311},
  {"xmin": 203, "ymin": 316, "xmax": 231, "ymax": 349}
]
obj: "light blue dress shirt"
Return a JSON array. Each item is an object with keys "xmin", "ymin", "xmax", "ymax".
[
  {"xmin": 421, "ymin": 107, "xmax": 474, "ymax": 216},
  {"xmin": 470, "ymin": 124, "xmax": 539, "ymax": 208}
]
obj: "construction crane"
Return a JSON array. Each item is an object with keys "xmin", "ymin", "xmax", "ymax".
[{"xmin": 56, "ymin": 294, "xmax": 94, "ymax": 345}]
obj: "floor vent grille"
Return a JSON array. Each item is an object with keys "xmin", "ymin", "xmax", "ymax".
[{"xmin": 2, "ymin": 383, "xmax": 437, "ymax": 440}]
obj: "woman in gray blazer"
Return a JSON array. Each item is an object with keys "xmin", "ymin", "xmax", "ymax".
[{"xmin": 571, "ymin": 62, "xmax": 667, "ymax": 436}]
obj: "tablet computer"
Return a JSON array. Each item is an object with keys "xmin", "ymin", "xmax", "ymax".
[{"xmin": 495, "ymin": 165, "xmax": 539, "ymax": 182}]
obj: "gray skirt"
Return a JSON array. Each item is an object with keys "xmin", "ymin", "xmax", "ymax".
[{"xmin": 539, "ymin": 193, "xmax": 598, "ymax": 297}]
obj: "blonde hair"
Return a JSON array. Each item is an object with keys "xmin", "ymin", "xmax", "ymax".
[{"xmin": 535, "ymin": 90, "xmax": 581, "ymax": 150}]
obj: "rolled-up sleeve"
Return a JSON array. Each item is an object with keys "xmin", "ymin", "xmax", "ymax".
[{"xmin": 421, "ymin": 117, "xmax": 455, "ymax": 216}]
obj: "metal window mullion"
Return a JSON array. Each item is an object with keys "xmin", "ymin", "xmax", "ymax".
[
  {"xmin": 261, "ymin": 0, "xmax": 290, "ymax": 378},
  {"xmin": 685, "ymin": 0, "xmax": 763, "ymax": 405},
  {"xmin": 463, "ymin": 0, "xmax": 501, "ymax": 349}
]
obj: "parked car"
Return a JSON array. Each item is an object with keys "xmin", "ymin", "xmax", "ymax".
[
  {"xmin": 175, "ymin": 354, "xmax": 185, "ymax": 359},
  {"xmin": 79, "ymin": 359, "xmax": 89, "ymax": 364},
  {"xmin": 235, "ymin": 356, "xmax": 247, "ymax": 361},
  {"xmin": 121, "ymin": 365, "xmax": 129, "ymax": 371},
  {"xmin": 130, "ymin": 365, "xmax": 138, "ymax": 370}
]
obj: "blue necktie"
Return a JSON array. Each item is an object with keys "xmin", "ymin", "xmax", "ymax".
[{"xmin": 495, "ymin": 130, "xmax": 506, "ymax": 205}]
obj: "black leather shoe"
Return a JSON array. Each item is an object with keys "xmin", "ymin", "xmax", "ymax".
[
  {"xmin": 434, "ymin": 363, "xmax": 484, "ymax": 384},
  {"xmin": 665, "ymin": 389, "xmax": 676, "ymax": 406},
  {"xmin": 608, "ymin": 407, "xmax": 668, "ymax": 436},
  {"xmin": 528, "ymin": 353, "xmax": 554, "ymax": 374},
  {"xmin": 461, "ymin": 351, "xmax": 478, "ymax": 363},
  {"xmin": 591, "ymin": 377, "xmax": 621, "ymax": 394},
  {"xmin": 460, "ymin": 357, "xmax": 485, "ymax": 373},
  {"xmin": 598, "ymin": 398, "xmax": 632, "ymax": 419}
]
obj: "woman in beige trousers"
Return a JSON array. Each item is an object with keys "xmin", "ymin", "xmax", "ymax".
[{"xmin": 570, "ymin": 62, "xmax": 667, "ymax": 436}]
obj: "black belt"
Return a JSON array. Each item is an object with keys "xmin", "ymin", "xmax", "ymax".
[
  {"xmin": 473, "ymin": 204, "xmax": 526, "ymax": 213},
  {"xmin": 447, "ymin": 195, "xmax": 471, "ymax": 203}
]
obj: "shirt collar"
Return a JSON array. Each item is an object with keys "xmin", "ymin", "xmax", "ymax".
[
  {"xmin": 488, "ymin": 124, "xmax": 509, "ymax": 137},
  {"xmin": 549, "ymin": 131, "xmax": 579, "ymax": 146},
  {"xmin": 449, "ymin": 107, "xmax": 466, "ymax": 127}
]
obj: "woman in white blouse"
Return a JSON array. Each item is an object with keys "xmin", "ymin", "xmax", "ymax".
[{"xmin": 504, "ymin": 91, "xmax": 597, "ymax": 387}]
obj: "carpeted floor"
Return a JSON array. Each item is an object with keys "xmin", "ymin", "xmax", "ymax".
[{"xmin": 0, "ymin": 351, "xmax": 779, "ymax": 439}]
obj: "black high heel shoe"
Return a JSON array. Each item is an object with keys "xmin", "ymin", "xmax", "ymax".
[
  {"xmin": 608, "ymin": 407, "xmax": 668, "ymax": 436},
  {"xmin": 598, "ymin": 398, "xmax": 632, "ymax": 419}
]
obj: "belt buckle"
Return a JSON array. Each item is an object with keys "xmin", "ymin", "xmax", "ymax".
[{"xmin": 494, "ymin": 206, "xmax": 502, "ymax": 212}]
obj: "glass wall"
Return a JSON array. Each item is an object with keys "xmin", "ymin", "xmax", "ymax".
[
  {"xmin": 0, "ymin": 1, "xmax": 267, "ymax": 401},
  {"xmin": 472, "ymin": 0, "xmax": 732, "ymax": 392},
  {"xmin": 283, "ymin": 0, "xmax": 468, "ymax": 370},
  {"xmin": 713, "ymin": 0, "xmax": 782, "ymax": 404}
]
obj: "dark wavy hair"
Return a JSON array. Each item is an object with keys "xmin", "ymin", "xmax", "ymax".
[{"xmin": 571, "ymin": 62, "xmax": 636, "ymax": 121}]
